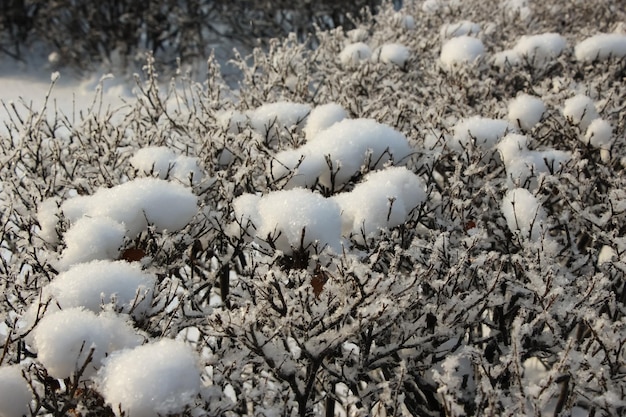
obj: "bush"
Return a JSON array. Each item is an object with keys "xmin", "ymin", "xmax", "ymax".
[{"xmin": 1, "ymin": 0, "xmax": 626, "ymax": 416}]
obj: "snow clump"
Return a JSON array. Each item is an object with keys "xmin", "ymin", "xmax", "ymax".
[
  {"xmin": 32, "ymin": 308, "xmax": 141, "ymax": 379},
  {"xmin": 332, "ymin": 167, "xmax": 427, "ymax": 239},
  {"xmin": 513, "ymin": 33, "xmax": 566, "ymax": 65},
  {"xmin": 37, "ymin": 260, "xmax": 156, "ymax": 319},
  {"xmin": 440, "ymin": 36, "xmax": 485, "ymax": 69},
  {"xmin": 440, "ymin": 21, "xmax": 480, "ymax": 38},
  {"xmin": 374, "ymin": 44, "xmax": 410, "ymax": 67},
  {"xmin": 230, "ymin": 188, "xmax": 342, "ymax": 253},
  {"xmin": 507, "ymin": 94, "xmax": 546, "ymax": 131},
  {"xmin": 36, "ymin": 197, "xmax": 61, "ymax": 245},
  {"xmin": 97, "ymin": 339, "xmax": 201, "ymax": 417},
  {"xmin": 392, "ymin": 13, "xmax": 416, "ymax": 30},
  {"xmin": 501, "ymin": 188, "xmax": 546, "ymax": 240},
  {"xmin": 575, "ymin": 33, "xmax": 626, "ymax": 62},
  {"xmin": 340, "ymin": 42, "xmax": 373, "ymax": 66},
  {"xmin": 562, "ymin": 94, "xmax": 599, "ymax": 130},
  {"xmin": 130, "ymin": 146, "xmax": 203, "ymax": 185},
  {"xmin": 304, "ymin": 103, "xmax": 347, "ymax": 139},
  {"xmin": 0, "ymin": 366, "xmax": 32, "ymax": 417},
  {"xmin": 583, "ymin": 118, "xmax": 613, "ymax": 149},
  {"xmin": 450, "ymin": 117, "xmax": 513, "ymax": 151},
  {"xmin": 61, "ymin": 177, "xmax": 198, "ymax": 237},
  {"xmin": 247, "ymin": 101, "xmax": 311, "ymax": 143},
  {"xmin": 272, "ymin": 118, "xmax": 413, "ymax": 190}
]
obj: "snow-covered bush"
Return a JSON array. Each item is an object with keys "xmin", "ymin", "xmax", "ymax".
[
  {"xmin": 2, "ymin": 0, "xmax": 626, "ymax": 416},
  {"xmin": 0, "ymin": 366, "xmax": 32, "ymax": 417}
]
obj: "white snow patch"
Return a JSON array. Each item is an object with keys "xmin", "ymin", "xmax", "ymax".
[
  {"xmin": 374, "ymin": 44, "xmax": 411, "ymax": 67},
  {"xmin": 340, "ymin": 43, "xmax": 373, "ymax": 66},
  {"xmin": 563, "ymin": 95, "xmax": 599, "ymax": 130},
  {"xmin": 393, "ymin": 13, "xmax": 416, "ymax": 30},
  {"xmin": 501, "ymin": 188, "xmax": 546, "ymax": 240},
  {"xmin": 513, "ymin": 33, "xmax": 566, "ymax": 65},
  {"xmin": 0, "ymin": 366, "xmax": 32, "ymax": 417},
  {"xmin": 440, "ymin": 21, "xmax": 480, "ymax": 39},
  {"xmin": 575, "ymin": 33, "xmax": 626, "ymax": 62},
  {"xmin": 304, "ymin": 103, "xmax": 348, "ymax": 139},
  {"xmin": 36, "ymin": 197, "xmax": 61, "ymax": 245},
  {"xmin": 440, "ymin": 36, "xmax": 485, "ymax": 69},
  {"xmin": 97, "ymin": 339, "xmax": 201, "ymax": 417},
  {"xmin": 130, "ymin": 146, "xmax": 203, "ymax": 185},
  {"xmin": 33, "ymin": 308, "xmax": 141, "ymax": 379},
  {"xmin": 450, "ymin": 117, "xmax": 513, "ymax": 151},
  {"xmin": 508, "ymin": 94, "xmax": 546, "ymax": 131},
  {"xmin": 247, "ymin": 101, "xmax": 311, "ymax": 143},
  {"xmin": 583, "ymin": 118, "xmax": 613, "ymax": 149}
]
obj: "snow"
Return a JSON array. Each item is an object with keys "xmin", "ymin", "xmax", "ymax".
[
  {"xmin": 583, "ymin": 118, "xmax": 613, "ymax": 149},
  {"xmin": 57, "ymin": 216, "xmax": 126, "ymax": 270},
  {"xmin": 247, "ymin": 101, "xmax": 311, "ymax": 143},
  {"xmin": 501, "ymin": 188, "xmax": 546, "ymax": 240},
  {"xmin": 61, "ymin": 177, "xmax": 198, "ymax": 237},
  {"xmin": 36, "ymin": 197, "xmax": 61, "ymax": 245},
  {"xmin": 97, "ymin": 339, "xmax": 201, "ymax": 417},
  {"xmin": 440, "ymin": 36, "xmax": 485, "ymax": 69},
  {"xmin": 374, "ymin": 44, "xmax": 411, "ymax": 67},
  {"xmin": 272, "ymin": 118, "xmax": 413, "ymax": 190},
  {"xmin": 332, "ymin": 167, "xmax": 427, "ymax": 239},
  {"xmin": 508, "ymin": 94, "xmax": 546, "ymax": 131},
  {"xmin": 304, "ymin": 103, "xmax": 348, "ymax": 139},
  {"xmin": 340, "ymin": 43, "xmax": 373, "ymax": 66},
  {"xmin": 513, "ymin": 33, "xmax": 566, "ymax": 65},
  {"xmin": 450, "ymin": 117, "xmax": 513, "ymax": 151},
  {"xmin": 215, "ymin": 110, "xmax": 247, "ymax": 134},
  {"xmin": 575, "ymin": 33, "xmax": 626, "ymax": 62},
  {"xmin": 38, "ymin": 260, "xmax": 156, "ymax": 319},
  {"xmin": 0, "ymin": 365, "xmax": 32, "ymax": 417},
  {"xmin": 562, "ymin": 94, "xmax": 599, "ymax": 130},
  {"xmin": 130, "ymin": 146, "xmax": 203, "ymax": 185},
  {"xmin": 440, "ymin": 21, "xmax": 480, "ymax": 39},
  {"xmin": 232, "ymin": 188, "xmax": 342, "ymax": 253},
  {"xmin": 393, "ymin": 13, "xmax": 416, "ymax": 30},
  {"xmin": 32, "ymin": 308, "xmax": 142, "ymax": 379}
]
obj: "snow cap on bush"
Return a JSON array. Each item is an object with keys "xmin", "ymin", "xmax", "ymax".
[
  {"xmin": 97, "ymin": 339, "xmax": 201, "ymax": 417},
  {"xmin": 374, "ymin": 44, "xmax": 410, "ymax": 67},
  {"xmin": 508, "ymin": 94, "xmax": 546, "ymax": 131},
  {"xmin": 57, "ymin": 216, "xmax": 126, "ymax": 270},
  {"xmin": 583, "ymin": 118, "xmax": 613, "ymax": 149},
  {"xmin": 304, "ymin": 103, "xmax": 347, "ymax": 139},
  {"xmin": 340, "ymin": 42, "xmax": 373, "ymax": 66},
  {"xmin": 247, "ymin": 101, "xmax": 311, "ymax": 143},
  {"xmin": 513, "ymin": 33, "xmax": 566, "ymax": 65},
  {"xmin": 272, "ymin": 118, "xmax": 413, "ymax": 190},
  {"xmin": 562, "ymin": 94, "xmax": 599, "ymax": 130},
  {"xmin": 33, "ymin": 308, "xmax": 142, "ymax": 379},
  {"xmin": 440, "ymin": 21, "xmax": 480, "ymax": 39},
  {"xmin": 0, "ymin": 366, "xmax": 32, "ymax": 417},
  {"xmin": 232, "ymin": 188, "xmax": 342, "ymax": 253},
  {"xmin": 36, "ymin": 197, "xmax": 61, "ymax": 245},
  {"xmin": 41, "ymin": 260, "xmax": 156, "ymax": 319},
  {"xmin": 332, "ymin": 167, "xmax": 426, "ymax": 239},
  {"xmin": 575, "ymin": 33, "xmax": 626, "ymax": 61},
  {"xmin": 501, "ymin": 188, "xmax": 546, "ymax": 240},
  {"xmin": 61, "ymin": 177, "xmax": 198, "ymax": 237},
  {"xmin": 440, "ymin": 36, "xmax": 485, "ymax": 69},
  {"xmin": 130, "ymin": 146, "xmax": 203, "ymax": 185},
  {"xmin": 450, "ymin": 117, "xmax": 513, "ymax": 151}
]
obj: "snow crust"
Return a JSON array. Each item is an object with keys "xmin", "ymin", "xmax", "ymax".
[
  {"xmin": 272, "ymin": 118, "xmax": 413, "ymax": 189},
  {"xmin": 97, "ymin": 339, "xmax": 201, "ymax": 417},
  {"xmin": 575, "ymin": 33, "xmax": 626, "ymax": 61},
  {"xmin": 32, "ymin": 308, "xmax": 141, "ymax": 379},
  {"xmin": 440, "ymin": 36, "xmax": 485, "ymax": 69},
  {"xmin": 0, "ymin": 366, "xmax": 32, "ymax": 417},
  {"xmin": 501, "ymin": 188, "xmax": 546, "ymax": 240}
]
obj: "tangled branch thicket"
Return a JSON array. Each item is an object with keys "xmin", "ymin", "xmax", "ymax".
[{"xmin": 2, "ymin": 0, "xmax": 626, "ymax": 416}]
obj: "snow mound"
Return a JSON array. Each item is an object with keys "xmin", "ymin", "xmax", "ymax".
[
  {"xmin": 501, "ymin": 188, "xmax": 546, "ymax": 240},
  {"xmin": 440, "ymin": 36, "xmax": 485, "ymax": 69},
  {"xmin": 374, "ymin": 44, "xmax": 410, "ymax": 67},
  {"xmin": 562, "ymin": 95, "xmax": 599, "ymax": 130},
  {"xmin": 332, "ymin": 167, "xmax": 427, "ymax": 239},
  {"xmin": 513, "ymin": 33, "xmax": 566, "ymax": 65},
  {"xmin": 231, "ymin": 188, "xmax": 342, "ymax": 254},
  {"xmin": 575, "ymin": 33, "xmax": 626, "ymax": 62},
  {"xmin": 304, "ymin": 103, "xmax": 348, "ymax": 139},
  {"xmin": 583, "ymin": 118, "xmax": 613, "ymax": 149},
  {"xmin": 61, "ymin": 177, "xmax": 198, "ymax": 237},
  {"xmin": 0, "ymin": 366, "xmax": 32, "ymax": 417},
  {"xmin": 392, "ymin": 13, "xmax": 416, "ymax": 30},
  {"xmin": 508, "ymin": 94, "xmax": 546, "ymax": 131},
  {"xmin": 215, "ymin": 110, "xmax": 247, "ymax": 134},
  {"xmin": 37, "ymin": 197, "xmax": 61, "ymax": 245},
  {"xmin": 340, "ymin": 43, "xmax": 373, "ymax": 66},
  {"xmin": 97, "ymin": 339, "xmax": 201, "ymax": 417},
  {"xmin": 130, "ymin": 146, "xmax": 203, "ymax": 185},
  {"xmin": 40, "ymin": 260, "xmax": 156, "ymax": 319},
  {"xmin": 440, "ymin": 21, "xmax": 480, "ymax": 38},
  {"xmin": 247, "ymin": 101, "xmax": 311, "ymax": 143},
  {"xmin": 33, "ymin": 308, "xmax": 141, "ymax": 379},
  {"xmin": 272, "ymin": 118, "xmax": 413, "ymax": 190},
  {"xmin": 450, "ymin": 117, "xmax": 513, "ymax": 151},
  {"xmin": 57, "ymin": 216, "xmax": 126, "ymax": 270}
]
